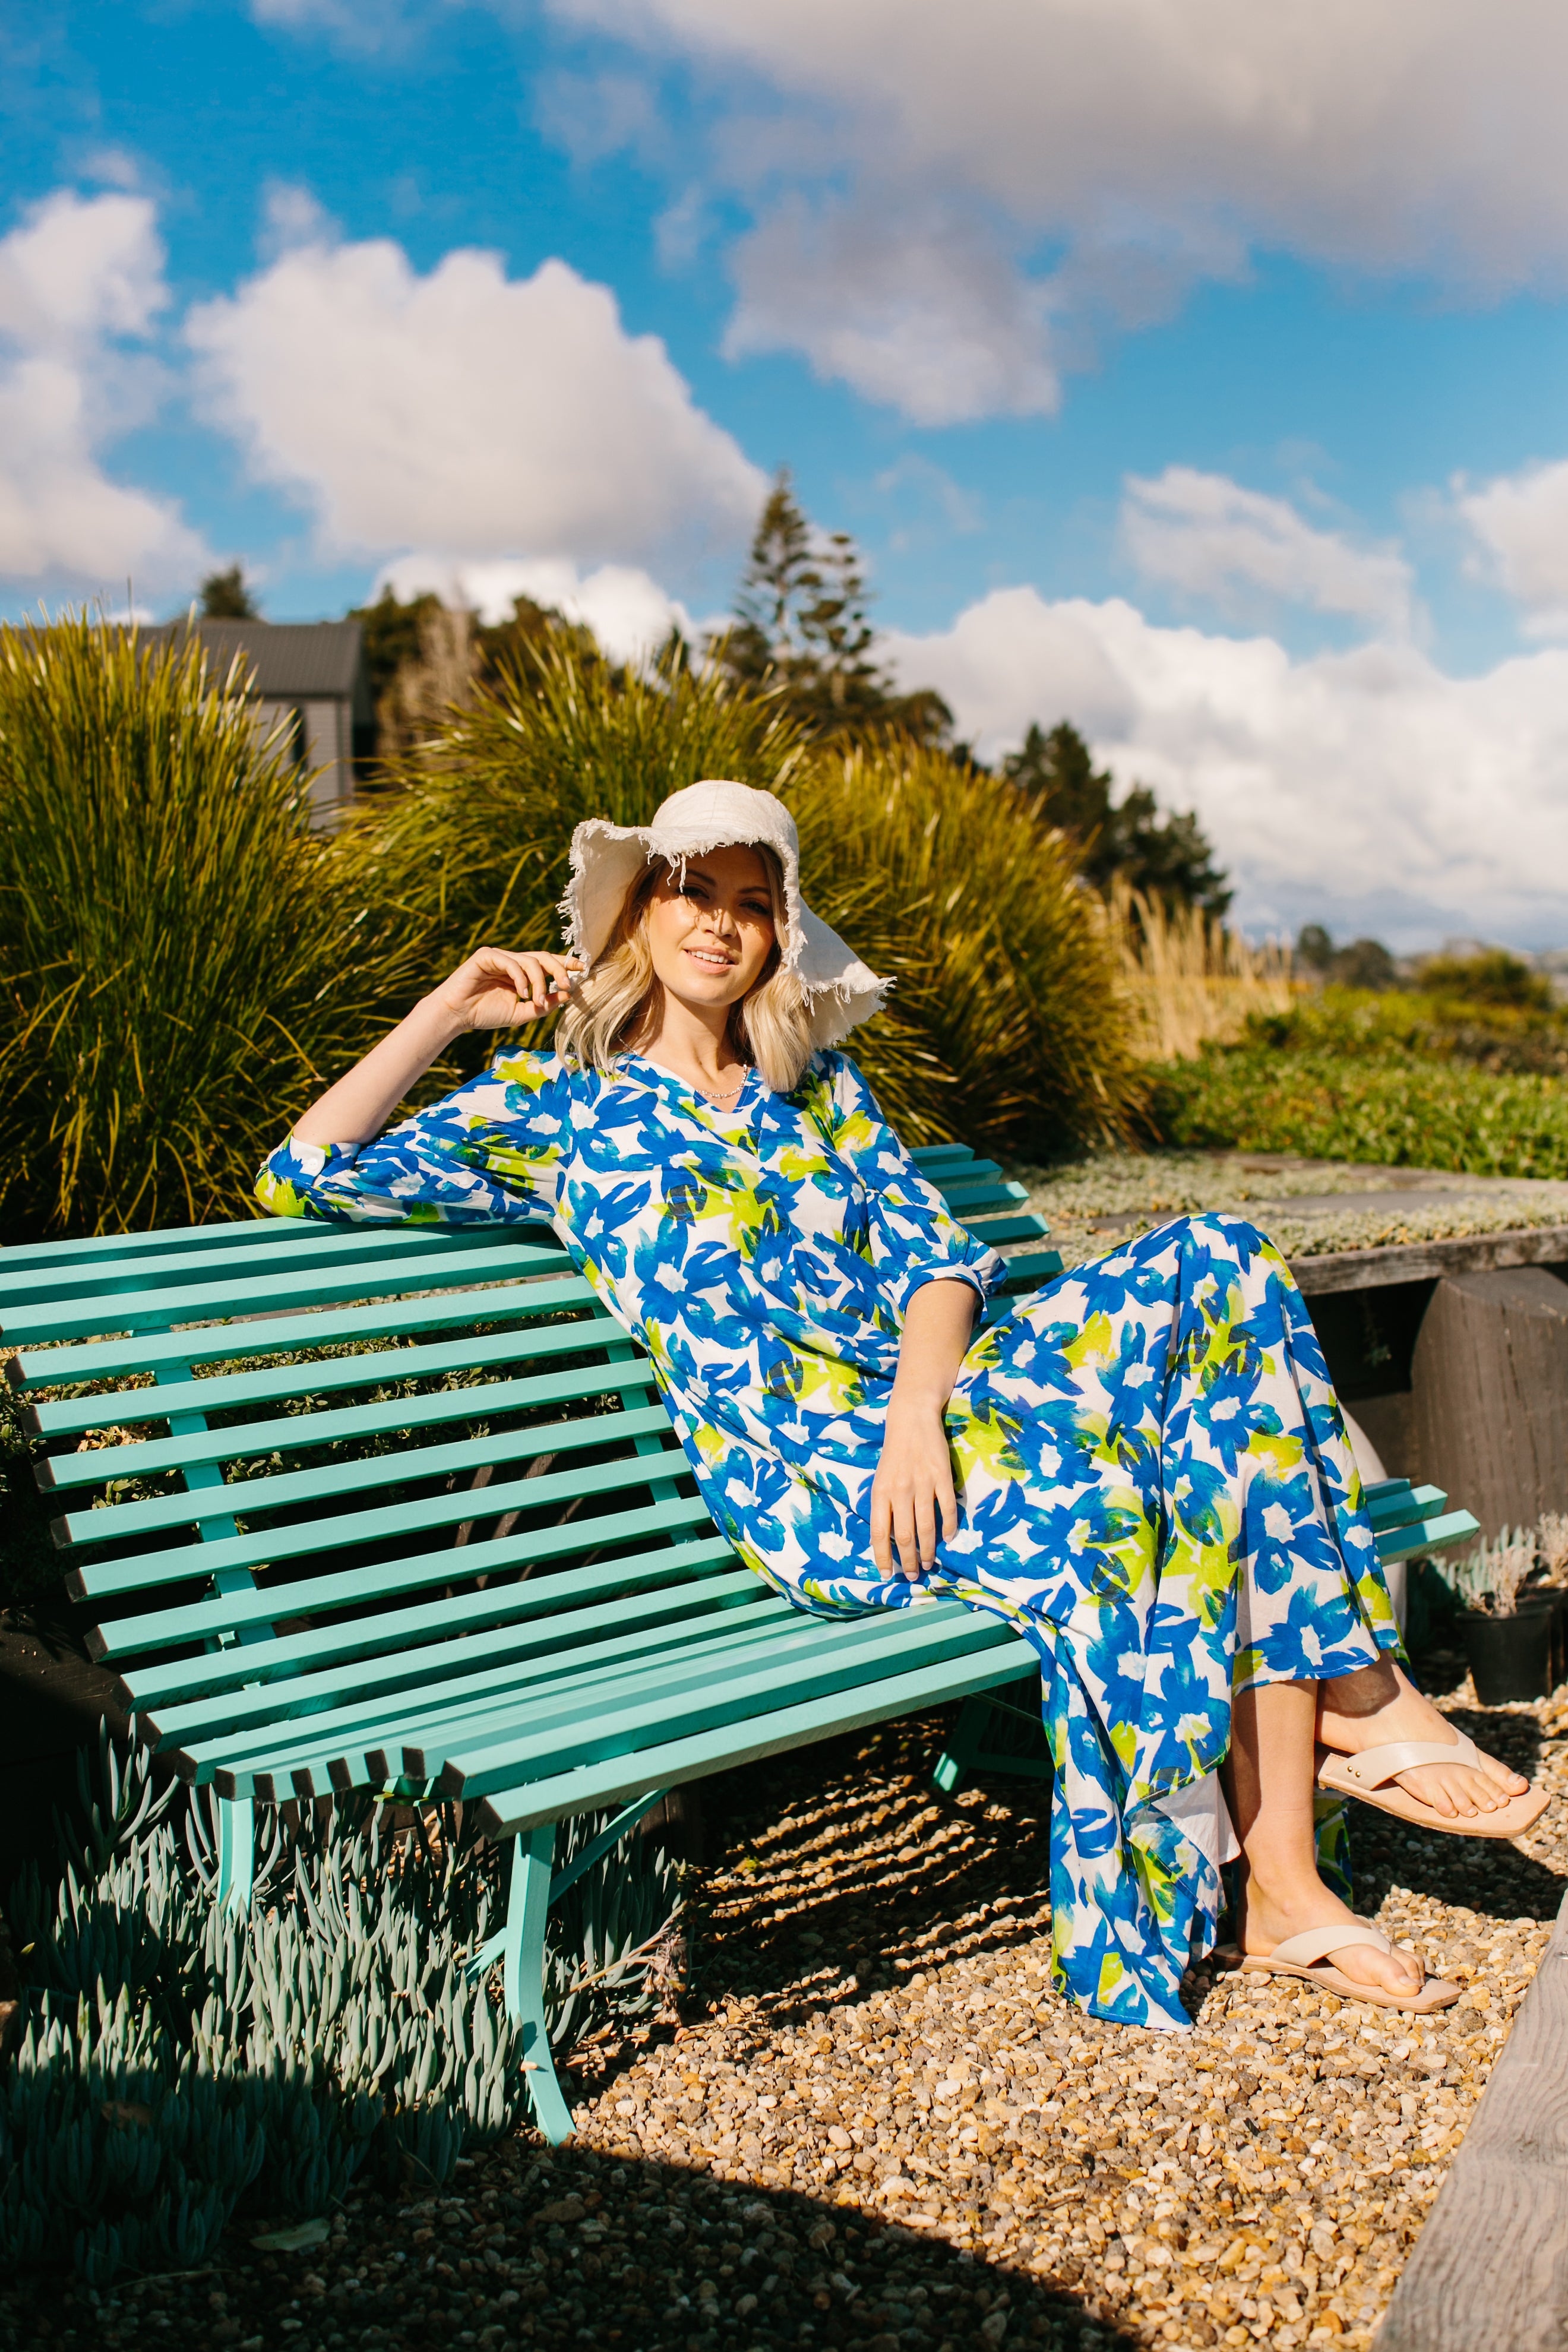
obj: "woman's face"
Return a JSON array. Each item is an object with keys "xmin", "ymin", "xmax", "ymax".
[{"xmin": 643, "ymin": 843, "xmax": 777, "ymax": 1016}]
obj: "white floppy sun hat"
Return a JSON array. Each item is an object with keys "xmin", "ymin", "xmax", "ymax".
[{"xmin": 561, "ymin": 779, "xmax": 890, "ymax": 1049}]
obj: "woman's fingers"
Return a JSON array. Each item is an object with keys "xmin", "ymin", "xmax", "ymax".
[{"xmin": 456, "ymin": 947, "xmax": 584, "ymax": 1026}]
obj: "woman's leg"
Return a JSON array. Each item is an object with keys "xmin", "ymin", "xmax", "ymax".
[
  {"xmin": 1318, "ymin": 1656, "xmax": 1529, "ymax": 1817},
  {"xmin": 1222, "ymin": 1678, "xmax": 1424, "ymax": 1996}
]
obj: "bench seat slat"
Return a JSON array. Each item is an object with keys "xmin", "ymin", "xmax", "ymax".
[
  {"xmin": 36, "ymin": 1358, "xmax": 659, "ymax": 1487},
  {"xmin": 1, "ymin": 1240, "xmax": 570, "ymax": 1346},
  {"xmin": 149, "ymin": 1573, "xmax": 785, "ymax": 1758},
  {"xmin": 1375, "ymin": 1507, "xmax": 1478, "ymax": 1563},
  {"xmin": 963, "ymin": 1213, "xmax": 1051, "ymax": 1246},
  {"xmin": 434, "ymin": 1601, "xmax": 1009, "ymax": 1801},
  {"xmin": 0, "ymin": 1216, "xmax": 357, "ymax": 1272},
  {"xmin": 475, "ymin": 1630, "xmax": 1040, "ymax": 1837},
  {"xmin": 937, "ymin": 1178, "xmax": 1029, "ymax": 1210},
  {"xmin": 8, "ymin": 1273, "xmax": 600, "ymax": 1387},
  {"xmin": 0, "ymin": 1221, "xmax": 548, "ymax": 1312},
  {"xmin": 138, "ymin": 1561, "xmax": 761, "ymax": 1750},
  {"xmin": 908, "ymin": 1146, "xmax": 979, "ymax": 1174},
  {"xmin": 1365, "ymin": 1481, "xmax": 1447, "ymax": 1529},
  {"xmin": 115, "ymin": 1533, "xmax": 741, "ymax": 1708},
  {"xmin": 23, "ymin": 1315, "xmax": 619, "ymax": 1438},
  {"xmin": 68, "ymin": 1438, "xmax": 691, "ymax": 1599},
  {"xmin": 186, "ymin": 1592, "xmax": 812, "ymax": 1793},
  {"xmin": 51, "ymin": 1401, "xmax": 672, "ymax": 1544},
  {"xmin": 92, "ymin": 1498, "xmax": 722, "ymax": 1662},
  {"xmin": 208, "ymin": 1597, "xmax": 1001, "ymax": 1800}
]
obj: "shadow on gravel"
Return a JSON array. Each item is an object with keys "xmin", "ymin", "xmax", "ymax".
[
  {"xmin": 690, "ymin": 1711, "xmax": 1058, "ymax": 2016},
  {"xmin": 0, "ymin": 2136, "xmax": 1138, "ymax": 2351}
]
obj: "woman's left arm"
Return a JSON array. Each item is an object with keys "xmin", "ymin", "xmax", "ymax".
[{"xmin": 870, "ymin": 1276, "xmax": 978, "ymax": 1580}]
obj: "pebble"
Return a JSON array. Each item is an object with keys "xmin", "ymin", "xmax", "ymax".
[{"xmin": 2, "ymin": 1664, "xmax": 1560, "ymax": 2351}]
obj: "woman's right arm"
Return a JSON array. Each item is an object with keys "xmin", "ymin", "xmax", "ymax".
[
  {"xmin": 258, "ymin": 946, "xmax": 582, "ymax": 1225},
  {"xmin": 292, "ymin": 946, "xmax": 581, "ymax": 1148}
]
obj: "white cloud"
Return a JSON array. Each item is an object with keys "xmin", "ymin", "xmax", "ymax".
[
  {"xmin": 0, "ymin": 189, "xmax": 206, "ymax": 592},
  {"xmin": 883, "ymin": 587, "xmax": 1568, "ymax": 947},
  {"xmin": 186, "ymin": 212, "xmax": 766, "ymax": 574},
  {"xmin": 1458, "ymin": 459, "xmax": 1568, "ymax": 636},
  {"xmin": 724, "ymin": 198, "xmax": 1060, "ymax": 424},
  {"xmin": 539, "ymin": 0, "xmax": 1568, "ymax": 419},
  {"xmin": 1123, "ymin": 468, "xmax": 1416, "ymax": 634},
  {"xmin": 375, "ymin": 554, "xmax": 701, "ymax": 664}
]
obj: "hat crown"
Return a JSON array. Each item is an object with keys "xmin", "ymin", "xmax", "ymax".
[{"xmin": 647, "ymin": 780, "xmax": 799, "ymax": 862}]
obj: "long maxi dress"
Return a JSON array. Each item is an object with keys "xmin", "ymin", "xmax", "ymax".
[{"xmin": 255, "ymin": 1045, "xmax": 1399, "ymax": 2034}]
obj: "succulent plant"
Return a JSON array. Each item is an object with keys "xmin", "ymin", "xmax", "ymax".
[{"xmin": 0, "ymin": 1725, "xmax": 683, "ymax": 2285}]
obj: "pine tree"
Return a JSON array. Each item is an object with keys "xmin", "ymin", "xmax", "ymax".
[
  {"xmin": 717, "ymin": 469, "xmax": 953, "ymax": 745},
  {"xmin": 1003, "ymin": 720, "xmax": 1231, "ymax": 915}
]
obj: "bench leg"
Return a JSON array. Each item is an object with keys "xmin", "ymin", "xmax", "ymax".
[
  {"xmin": 503, "ymin": 1826, "xmax": 576, "ymax": 2147},
  {"xmin": 216, "ymin": 1793, "xmax": 255, "ymax": 1914},
  {"xmin": 932, "ymin": 1681, "xmax": 1055, "ymax": 1798},
  {"xmin": 931, "ymin": 1695, "xmax": 990, "ymax": 1795}
]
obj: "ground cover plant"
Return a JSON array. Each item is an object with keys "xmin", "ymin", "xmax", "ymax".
[
  {"xmin": 1149, "ymin": 985, "xmax": 1568, "ymax": 1177},
  {"xmin": 360, "ymin": 643, "xmax": 1143, "ymax": 1159},
  {"xmin": 0, "ymin": 1727, "xmax": 684, "ymax": 2287}
]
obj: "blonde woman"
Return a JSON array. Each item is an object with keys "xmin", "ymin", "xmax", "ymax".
[{"xmin": 258, "ymin": 782, "xmax": 1542, "ymax": 2031}]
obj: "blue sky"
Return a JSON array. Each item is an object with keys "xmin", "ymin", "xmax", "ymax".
[{"xmin": 7, "ymin": 0, "xmax": 1568, "ymax": 946}]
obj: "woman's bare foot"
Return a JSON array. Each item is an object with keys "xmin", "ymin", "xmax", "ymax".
[
  {"xmin": 1318, "ymin": 1659, "xmax": 1531, "ymax": 1819},
  {"xmin": 1235, "ymin": 1860, "xmax": 1424, "ymax": 1998}
]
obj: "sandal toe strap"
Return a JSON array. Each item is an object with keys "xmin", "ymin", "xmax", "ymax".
[
  {"xmin": 1268, "ymin": 1923, "xmax": 1393, "ymax": 1970},
  {"xmin": 1333, "ymin": 1734, "xmax": 1478, "ymax": 1790}
]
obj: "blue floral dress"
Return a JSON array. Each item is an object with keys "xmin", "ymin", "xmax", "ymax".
[{"xmin": 257, "ymin": 1047, "xmax": 1397, "ymax": 2032}]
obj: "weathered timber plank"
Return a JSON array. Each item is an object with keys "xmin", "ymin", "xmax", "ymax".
[
  {"xmin": 1407, "ymin": 1268, "xmax": 1568, "ymax": 1537},
  {"xmin": 1377, "ymin": 1889, "xmax": 1568, "ymax": 2352},
  {"xmin": 1288, "ymin": 1224, "xmax": 1568, "ymax": 1295}
]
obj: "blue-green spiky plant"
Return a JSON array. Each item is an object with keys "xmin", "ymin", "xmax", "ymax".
[{"xmin": 1, "ymin": 1727, "xmax": 684, "ymax": 2285}]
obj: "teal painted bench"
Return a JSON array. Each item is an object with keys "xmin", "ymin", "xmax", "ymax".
[{"xmin": 1, "ymin": 1158, "xmax": 1478, "ymax": 2143}]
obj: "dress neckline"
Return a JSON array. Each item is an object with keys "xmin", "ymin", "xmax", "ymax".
[{"xmin": 623, "ymin": 1053, "xmax": 760, "ymax": 1121}]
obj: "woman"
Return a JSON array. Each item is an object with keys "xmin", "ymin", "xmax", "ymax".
[{"xmin": 258, "ymin": 781, "xmax": 1543, "ymax": 2031}]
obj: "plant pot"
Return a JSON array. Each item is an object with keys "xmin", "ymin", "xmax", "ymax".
[
  {"xmin": 1460, "ymin": 1595, "xmax": 1556, "ymax": 1706},
  {"xmin": 1550, "ymin": 1586, "xmax": 1568, "ymax": 1695}
]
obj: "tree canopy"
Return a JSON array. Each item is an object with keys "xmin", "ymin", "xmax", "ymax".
[
  {"xmin": 198, "ymin": 565, "xmax": 260, "ymax": 619},
  {"xmin": 714, "ymin": 470, "xmax": 953, "ymax": 747},
  {"xmin": 1002, "ymin": 721, "xmax": 1231, "ymax": 915}
]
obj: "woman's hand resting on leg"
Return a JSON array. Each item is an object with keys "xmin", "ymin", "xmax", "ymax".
[
  {"xmin": 871, "ymin": 1399, "xmax": 959, "ymax": 1579},
  {"xmin": 871, "ymin": 1278, "xmax": 978, "ymax": 1580}
]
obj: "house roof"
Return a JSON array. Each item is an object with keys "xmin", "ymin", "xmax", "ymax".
[{"xmin": 148, "ymin": 619, "xmax": 370, "ymax": 706}]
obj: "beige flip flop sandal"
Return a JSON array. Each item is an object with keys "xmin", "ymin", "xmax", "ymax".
[
  {"xmin": 1216, "ymin": 1921, "xmax": 1461, "ymax": 2013},
  {"xmin": 1316, "ymin": 1733, "xmax": 1549, "ymax": 1839}
]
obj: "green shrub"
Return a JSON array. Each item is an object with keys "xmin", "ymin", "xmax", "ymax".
[
  {"xmin": 1416, "ymin": 949, "xmax": 1555, "ymax": 1013},
  {"xmin": 1150, "ymin": 1042, "xmax": 1568, "ymax": 1177},
  {"xmin": 0, "ymin": 614, "xmax": 431, "ymax": 1241}
]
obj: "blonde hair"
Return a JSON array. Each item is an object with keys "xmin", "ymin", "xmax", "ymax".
[{"xmin": 555, "ymin": 847, "xmax": 816, "ymax": 1095}]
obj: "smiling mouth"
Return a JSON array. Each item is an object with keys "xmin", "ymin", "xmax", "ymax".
[{"xmin": 685, "ymin": 947, "xmax": 735, "ymax": 969}]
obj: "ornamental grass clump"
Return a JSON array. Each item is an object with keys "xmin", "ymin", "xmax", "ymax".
[
  {"xmin": 0, "ymin": 612, "xmax": 429, "ymax": 1241},
  {"xmin": 359, "ymin": 636, "xmax": 806, "ymax": 964},
  {"xmin": 362, "ymin": 647, "xmax": 1143, "ymax": 1159},
  {"xmin": 787, "ymin": 742, "xmax": 1144, "ymax": 1158}
]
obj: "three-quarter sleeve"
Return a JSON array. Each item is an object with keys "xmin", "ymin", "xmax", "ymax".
[
  {"xmin": 825, "ymin": 1053, "xmax": 1007, "ymax": 1313},
  {"xmin": 255, "ymin": 1049, "xmax": 575, "ymax": 1226}
]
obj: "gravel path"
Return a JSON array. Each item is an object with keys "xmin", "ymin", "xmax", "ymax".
[{"xmin": 5, "ymin": 1670, "xmax": 1563, "ymax": 2352}]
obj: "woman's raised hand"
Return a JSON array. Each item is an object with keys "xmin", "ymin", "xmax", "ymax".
[{"xmin": 430, "ymin": 946, "xmax": 584, "ymax": 1033}]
